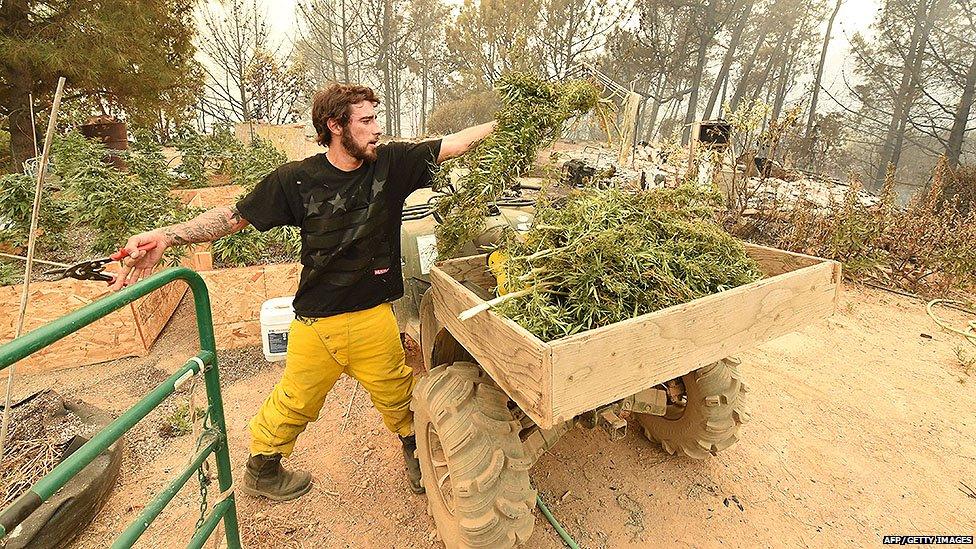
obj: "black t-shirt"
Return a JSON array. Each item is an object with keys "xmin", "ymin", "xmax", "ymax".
[{"xmin": 236, "ymin": 139, "xmax": 442, "ymax": 317}]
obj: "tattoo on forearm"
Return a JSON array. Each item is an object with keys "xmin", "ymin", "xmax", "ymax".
[{"xmin": 161, "ymin": 207, "xmax": 244, "ymax": 246}]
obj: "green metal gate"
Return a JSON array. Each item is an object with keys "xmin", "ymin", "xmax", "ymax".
[{"xmin": 0, "ymin": 267, "xmax": 241, "ymax": 548}]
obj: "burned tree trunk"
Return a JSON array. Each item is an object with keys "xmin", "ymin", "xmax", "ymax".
[
  {"xmin": 681, "ymin": 0, "xmax": 721, "ymax": 144},
  {"xmin": 945, "ymin": 54, "xmax": 976, "ymax": 168},
  {"xmin": 704, "ymin": 0, "xmax": 754, "ymax": 120},
  {"xmin": 874, "ymin": 0, "xmax": 945, "ymax": 185},
  {"xmin": 730, "ymin": 32, "xmax": 767, "ymax": 111},
  {"xmin": 806, "ymin": 0, "xmax": 843, "ymax": 136}
]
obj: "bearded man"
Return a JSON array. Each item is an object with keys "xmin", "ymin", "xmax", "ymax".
[{"xmin": 113, "ymin": 83, "xmax": 493, "ymax": 499}]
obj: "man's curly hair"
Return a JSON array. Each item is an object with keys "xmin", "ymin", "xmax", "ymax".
[{"xmin": 311, "ymin": 84, "xmax": 381, "ymax": 146}]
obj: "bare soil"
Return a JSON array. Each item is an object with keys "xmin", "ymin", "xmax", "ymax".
[{"xmin": 5, "ymin": 284, "xmax": 975, "ymax": 548}]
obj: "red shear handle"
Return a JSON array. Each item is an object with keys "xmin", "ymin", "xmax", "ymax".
[{"xmin": 110, "ymin": 241, "xmax": 158, "ymax": 262}]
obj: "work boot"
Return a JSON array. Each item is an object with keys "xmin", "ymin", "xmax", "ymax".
[
  {"xmin": 240, "ymin": 453, "xmax": 312, "ymax": 501},
  {"xmin": 400, "ymin": 434, "xmax": 425, "ymax": 494}
]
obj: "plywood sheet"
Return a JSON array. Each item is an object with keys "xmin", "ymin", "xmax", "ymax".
[
  {"xmin": 200, "ymin": 266, "xmax": 267, "ymax": 326},
  {"xmin": 0, "ymin": 280, "xmax": 145, "ymax": 373},
  {"xmin": 134, "ymin": 279, "xmax": 188, "ymax": 347},
  {"xmin": 235, "ymin": 123, "xmax": 320, "ymax": 161},
  {"xmin": 170, "ymin": 185, "xmax": 244, "ymax": 209},
  {"xmin": 199, "ymin": 262, "xmax": 300, "ymax": 350},
  {"xmin": 264, "ymin": 263, "xmax": 301, "ymax": 297},
  {"xmin": 213, "ymin": 320, "xmax": 262, "ymax": 350}
]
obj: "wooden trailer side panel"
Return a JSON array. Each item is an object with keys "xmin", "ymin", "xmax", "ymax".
[
  {"xmin": 547, "ymin": 260, "xmax": 840, "ymax": 423},
  {"xmin": 429, "ymin": 265, "xmax": 553, "ymax": 427}
]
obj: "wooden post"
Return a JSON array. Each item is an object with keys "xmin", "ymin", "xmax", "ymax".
[{"xmin": 1, "ymin": 77, "xmax": 66, "ymax": 459}]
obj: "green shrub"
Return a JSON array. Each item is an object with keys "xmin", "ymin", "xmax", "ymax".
[
  {"xmin": 0, "ymin": 171, "xmax": 64, "ymax": 249},
  {"xmin": 747, "ymin": 159, "xmax": 976, "ymax": 295},
  {"xmin": 174, "ymin": 124, "xmax": 242, "ymax": 186},
  {"xmin": 212, "ymin": 226, "xmax": 266, "ymax": 267},
  {"xmin": 53, "ymin": 131, "xmax": 183, "ymax": 254},
  {"xmin": 0, "ymin": 261, "xmax": 20, "ymax": 286},
  {"xmin": 266, "ymin": 225, "xmax": 301, "ymax": 259},
  {"xmin": 232, "ymin": 136, "xmax": 287, "ymax": 192},
  {"xmin": 125, "ymin": 131, "xmax": 177, "ymax": 189}
]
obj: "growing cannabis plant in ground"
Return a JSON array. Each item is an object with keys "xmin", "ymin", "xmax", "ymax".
[
  {"xmin": 433, "ymin": 73, "xmax": 603, "ymax": 257},
  {"xmin": 173, "ymin": 124, "xmax": 241, "ymax": 186},
  {"xmin": 0, "ymin": 260, "xmax": 20, "ymax": 286},
  {"xmin": 233, "ymin": 136, "xmax": 287, "ymax": 192},
  {"xmin": 124, "ymin": 131, "xmax": 178, "ymax": 190},
  {"xmin": 266, "ymin": 225, "xmax": 302, "ymax": 260},
  {"xmin": 495, "ymin": 185, "xmax": 763, "ymax": 341},
  {"xmin": 52, "ymin": 131, "xmax": 183, "ymax": 254},
  {"xmin": 212, "ymin": 226, "xmax": 267, "ymax": 268},
  {"xmin": 0, "ymin": 171, "xmax": 64, "ymax": 249}
]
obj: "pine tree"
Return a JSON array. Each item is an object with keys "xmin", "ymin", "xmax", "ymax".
[{"xmin": 0, "ymin": 0, "xmax": 201, "ymax": 169}]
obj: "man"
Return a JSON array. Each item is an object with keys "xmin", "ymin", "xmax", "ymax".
[{"xmin": 113, "ymin": 83, "xmax": 494, "ymax": 500}]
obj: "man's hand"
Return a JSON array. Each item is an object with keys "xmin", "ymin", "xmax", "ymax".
[
  {"xmin": 110, "ymin": 230, "xmax": 170, "ymax": 291},
  {"xmin": 438, "ymin": 121, "xmax": 496, "ymax": 163},
  {"xmin": 109, "ymin": 205, "xmax": 250, "ymax": 291}
]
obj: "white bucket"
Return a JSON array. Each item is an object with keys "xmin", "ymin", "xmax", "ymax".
[{"xmin": 260, "ymin": 296, "xmax": 295, "ymax": 362}]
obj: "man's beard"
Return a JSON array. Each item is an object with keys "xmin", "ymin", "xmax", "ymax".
[{"xmin": 341, "ymin": 127, "xmax": 377, "ymax": 162}]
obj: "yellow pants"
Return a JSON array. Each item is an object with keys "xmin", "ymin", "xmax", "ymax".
[{"xmin": 249, "ymin": 303, "xmax": 415, "ymax": 457}]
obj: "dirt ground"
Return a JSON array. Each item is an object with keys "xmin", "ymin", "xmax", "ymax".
[{"xmin": 5, "ymin": 283, "xmax": 975, "ymax": 548}]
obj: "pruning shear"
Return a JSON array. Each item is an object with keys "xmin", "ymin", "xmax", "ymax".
[{"xmin": 42, "ymin": 242, "xmax": 158, "ymax": 284}]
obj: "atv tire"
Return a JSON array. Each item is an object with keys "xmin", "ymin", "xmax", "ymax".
[
  {"xmin": 636, "ymin": 358, "xmax": 750, "ymax": 459},
  {"xmin": 411, "ymin": 362, "xmax": 536, "ymax": 549}
]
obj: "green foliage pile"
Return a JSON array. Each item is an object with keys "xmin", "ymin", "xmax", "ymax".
[
  {"xmin": 495, "ymin": 185, "xmax": 764, "ymax": 341},
  {"xmin": 433, "ymin": 73, "xmax": 602, "ymax": 257}
]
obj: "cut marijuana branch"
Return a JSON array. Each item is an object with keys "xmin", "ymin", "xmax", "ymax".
[{"xmin": 433, "ymin": 73, "xmax": 603, "ymax": 258}]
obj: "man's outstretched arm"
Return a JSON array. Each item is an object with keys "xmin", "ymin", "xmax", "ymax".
[
  {"xmin": 437, "ymin": 121, "xmax": 496, "ymax": 163},
  {"xmin": 161, "ymin": 206, "xmax": 250, "ymax": 246},
  {"xmin": 109, "ymin": 205, "xmax": 250, "ymax": 291}
]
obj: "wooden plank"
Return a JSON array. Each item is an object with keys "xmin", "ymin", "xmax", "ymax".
[
  {"xmin": 548, "ymin": 261, "xmax": 839, "ymax": 423},
  {"xmin": 430, "ymin": 265, "xmax": 553, "ymax": 427},
  {"xmin": 133, "ymin": 279, "xmax": 188, "ymax": 347},
  {"xmin": 743, "ymin": 242, "xmax": 824, "ymax": 277},
  {"xmin": 434, "ymin": 255, "xmax": 495, "ymax": 289}
]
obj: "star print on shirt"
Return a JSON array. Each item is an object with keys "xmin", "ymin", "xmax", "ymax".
[
  {"xmin": 329, "ymin": 192, "xmax": 346, "ymax": 212},
  {"xmin": 306, "ymin": 194, "xmax": 323, "ymax": 216},
  {"xmin": 371, "ymin": 178, "xmax": 386, "ymax": 198}
]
